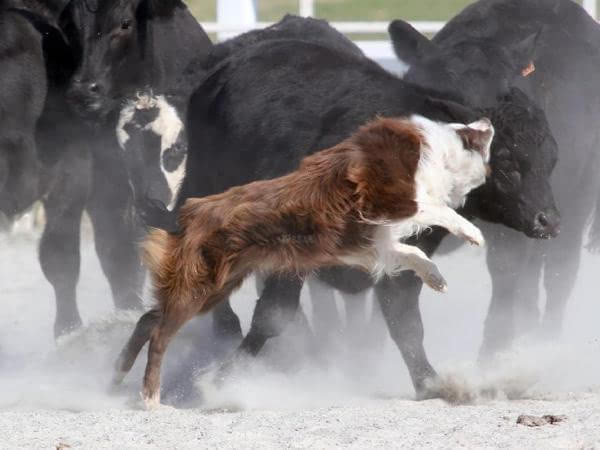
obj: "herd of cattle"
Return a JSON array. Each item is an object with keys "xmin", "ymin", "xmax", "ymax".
[{"xmin": 1, "ymin": 0, "xmax": 599, "ymax": 406}]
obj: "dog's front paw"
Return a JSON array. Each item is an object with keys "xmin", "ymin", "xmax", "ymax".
[
  {"xmin": 460, "ymin": 224, "xmax": 485, "ymax": 247},
  {"xmin": 422, "ymin": 265, "xmax": 448, "ymax": 293}
]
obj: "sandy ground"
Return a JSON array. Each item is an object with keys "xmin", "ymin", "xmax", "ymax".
[{"xmin": 1, "ymin": 219, "xmax": 600, "ymax": 449}]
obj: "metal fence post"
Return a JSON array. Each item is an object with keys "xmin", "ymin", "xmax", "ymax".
[
  {"xmin": 217, "ymin": 0, "xmax": 257, "ymax": 41},
  {"xmin": 583, "ymin": 0, "xmax": 597, "ymax": 20},
  {"xmin": 299, "ymin": 0, "xmax": 315, "ymax": 17}
]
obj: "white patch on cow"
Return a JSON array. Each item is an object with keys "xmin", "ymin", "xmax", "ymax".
[
  {"xmin": 145, "ymin": 96, "xmax": 185, "ymax": 210},
  {"xmin": 116, "ymin": 102, "xmax": 136, "ymax": 149},
  {"xmin": 116, "ymin": 93, "xmax": 186, "ymax": 210},
  {"xmin": 163, "ymin": 155, "xmax": 186, "ymax": 211},
  {"xmin": 116, "ymin": 93, "xmax": 159, "ymax": 149},
  {"xmin": 147, "ymin": 96, "xmax": 182, "ymax": 153}
]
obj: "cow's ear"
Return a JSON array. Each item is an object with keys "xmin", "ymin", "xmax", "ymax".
[
  {"xmin": 424, "ymin": 97, "xmax": 478, "ymax": 124},
  {"xmin": 140, "ymin": 0, "xmax": 182, "ymax": 18},
  {"xmin": 388, "ymin": 19, "xmax": 437, "ymax": 65}
]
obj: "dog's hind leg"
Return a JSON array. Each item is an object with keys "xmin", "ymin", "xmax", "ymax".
[
  {"xmin": 213, "ymin": 273, "xmax": 304, "ymax": 384},
  {"xmin": 142, "ymin": 302, "xmax": 200, "ymax": 409},
  {"xmin": 112, "ymin": 308, "xmax": 162, "ymax": 386}
]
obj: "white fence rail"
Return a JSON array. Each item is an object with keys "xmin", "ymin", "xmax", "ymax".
[{"xmin": 203, "ymin": 0, "xmax": 598, "ymax": 60}]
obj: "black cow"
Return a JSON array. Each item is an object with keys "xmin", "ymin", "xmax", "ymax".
[
  {"xmin": 29, "ymin": 0, "xmax": 212, "ymax": 337},
  {"xmin": 0, "ymin": 0, "xmax": 100, "ymax": 337},
  {"xmin": 0, "ymin": 1, "xmax": 70, "ymax": 223},
  {"xmin": 138, "ymin": 37, "xmax": 558, "ymax": 400},
  {"xmin": 389, "ymin": 0, "xmax": 600, "ymax": 357}
]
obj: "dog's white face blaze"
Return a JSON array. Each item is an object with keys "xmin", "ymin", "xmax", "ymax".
[
  {"xmin": 116, "ymin": 94, "xmax": 187, "ymax": 210},
  {"xmin": 411, "ymin": 114, "xmax": 493, "ymax": 209}
]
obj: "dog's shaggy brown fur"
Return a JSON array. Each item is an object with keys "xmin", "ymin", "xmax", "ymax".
[{"xmin": 113, "ymin": 115, "xmax": 491, "ymax": 408}]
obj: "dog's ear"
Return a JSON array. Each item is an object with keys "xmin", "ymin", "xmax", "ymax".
[{"xmin": 451, "ymin": 118, "xmax": 494, "ymax": 161}]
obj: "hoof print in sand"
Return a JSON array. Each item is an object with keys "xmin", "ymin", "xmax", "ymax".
[{"xmin": 516, "ymin": 414, "xmax": 567, "ymax": 427}]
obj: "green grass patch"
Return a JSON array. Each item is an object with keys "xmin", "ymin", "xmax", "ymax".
[
  {"xmin": 187, "ymin": 0, "xmax": 477, "ymax": 22},
  {"xmin": 186, "ymin": 0, "xmax": 599, "ymax": 33}
]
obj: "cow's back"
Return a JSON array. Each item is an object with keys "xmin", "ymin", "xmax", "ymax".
[{"xmin": 180, "ymin": 40, "xmax": 475, "ymax": 203}]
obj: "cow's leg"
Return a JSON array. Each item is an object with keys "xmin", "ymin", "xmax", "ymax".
[
  {"xmin": 512, "ymin": 245, "xmax": 545, "ymax": 340},
  {"xmin": 113, "ymin": 308, "xmax": 161, "ymax": 386},
  {"xmin": 343, "ymin": 289, "xmax": 369, "ymax": 339},
  {"xmin": 373, "ymin": 232, "xmax": 446, "ymax": 398},
  {"xmin": 238, "ymin": 273, "xmax": 304, "ymax": 356},
  {"xmin": 375, "ymin": 272, "xmax": 436, "ymax": 397},
  {"xmin": 212, "ymin": 299, "xmax": 243, "ymax": 342},
  {"xmin": 307, "ymin": 275, "xmax": 342, "ymax": 350},
  {"xmin": 314, "ymin": 267, "xmax": 381, "ymax": 358},
  {"xmin": 86, "ymin": 145, "xmax": 144, "ymax": 311},
  {"xmin": 479, "ymin": 226, "xmax": 536, "ymax": 359},
  {"xmin": 541, "ymin": 223, "xmax": 585, "ymax": 338},
  {"xmin": 214, "ymin": 273, "xmax": 303, "ymax": 382},
  {"xmin": 39, "ymin": 153, "xmax": 90, "ymax": 338}
]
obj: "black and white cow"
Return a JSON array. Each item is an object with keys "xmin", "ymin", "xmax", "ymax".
[
  {"xmin": 139, "ymin": 36, "xmax": 559, "ymax": 400},
  {"xmin": 116, "ymin": 93, "xmax": 187, "ymax": 211},
  {"xmin": 389, "ymin": 0, "xmax": 600, "ymax": 357},
  {"xmin": 27, "ymin": 0, "xmax": 213, "ymax": 337}
]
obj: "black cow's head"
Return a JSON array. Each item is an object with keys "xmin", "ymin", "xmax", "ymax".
[
  {"xmin": 473, "ymin": 88, "xmax": 559, "ymax": 238},
  {"xmin": 388, "ymin": 20, "xmax": 539, "ymax": 108},
  {"xmin": 65, "ymin": 0, "xmax": 183, "ymax": 118},
  {"xmin": 388, "ymin": 20, "xmax": 559, "ymax": 239}
]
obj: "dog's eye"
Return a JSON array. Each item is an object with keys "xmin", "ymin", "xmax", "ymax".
[{"xmin": 121, "ymin": 19, "xmax": 132, "ymax": 30}]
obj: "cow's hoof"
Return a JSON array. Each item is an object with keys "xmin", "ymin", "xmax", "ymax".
[
  {"xmin": 420, "ymin": 375, "xmax": 478, "ymax": 404},
  {"xmin": 110, "ymin": 370, "xmax": 128, "ymax": 390},
  {"xmin": 54, "ymin": 315, "xmax": 83, "ymax": 340},
  {"xmin": 213, "ymin": 357, "xmax": 238, "ymax": 388}
]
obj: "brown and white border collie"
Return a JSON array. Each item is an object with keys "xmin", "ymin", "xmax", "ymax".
[{"xmin": 114, "ymin": 114, "xmax": 494, "ymax": 409}]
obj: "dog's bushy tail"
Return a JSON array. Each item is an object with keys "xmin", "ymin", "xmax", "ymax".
[{"xmin": 142, "ymin": 228, "xmax": 169, "ymax": 279}]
